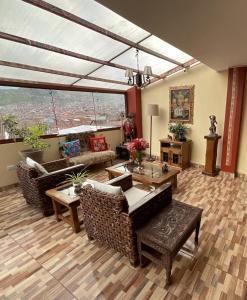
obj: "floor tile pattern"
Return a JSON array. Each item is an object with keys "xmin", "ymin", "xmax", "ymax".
[{"xmin": 0, "ymin": 164, "xmax": 246, "ymax": 299}]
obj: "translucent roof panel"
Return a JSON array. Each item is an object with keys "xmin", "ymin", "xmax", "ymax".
[
  {"xmin": 0, "ymin": 66, "xmax": 77, "ymax": 85},
  {"xmin": 0, "ymin": 0, "xmax": 196, "ymax": 90},
  {"xmin": 0, "ymin": 40, "xmax": 100, "ymax": 75},
  {"xmin": 90, "ymin": 66, "xmax": 127, "ymax": 82},
  {"xmin": 75, "ymin": 79, "xmax": 128, "ymax": 91},
  {"xmin": 140, "ymin": 36, "xmax": 193, "ymax": 64},
  {"xmin": 46, "ymin": 0, "xmax": 149, "ymax": 43},
  {"xmin": 112, "ymin": 48, "xmax": 176, "ymax": 75},
  {"xmin": 0, "ymin": 0, "xmax": 129, "ymax": 61}
]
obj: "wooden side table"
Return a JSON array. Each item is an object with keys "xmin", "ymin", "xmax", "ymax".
[
  {"xmin": 136, "ymin": 200, "xmax": 202, "ymax": 286},
  {"xmin": 46, "ymin": 185, "xmax": 82, "ymax": 233}
]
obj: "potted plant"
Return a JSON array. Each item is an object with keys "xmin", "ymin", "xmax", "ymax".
[
  {"xmin": 66, "ymin": 170, "xmax": 88, "ymax": 194},
  {"xmin": 168, "ymin": 123, "xmax": 189, "ymax": 141},
  {"xmin": 1, "ymin": 114, "xmax": 24, "ymax": 140},
  {"xmin": 19, "ymin": 124, "xmax": 50, "ymax": 163}
]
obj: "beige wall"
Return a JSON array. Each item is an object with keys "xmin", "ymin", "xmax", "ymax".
[
  {"xmin": 237, "ymin": 76, "xmax": 247, "ymax": 174},
  {"xmin": 142, "ymin": 64, "xmax": 228, "ymax": 166},
  {"xmin": 0, "ymin": 129, "xmax": 121, "ymax": 188}
]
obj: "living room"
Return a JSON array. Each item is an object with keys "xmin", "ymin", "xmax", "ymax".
[{"xmin": 0, "ymin": 0, "xmax": 247, "ymax": 299}]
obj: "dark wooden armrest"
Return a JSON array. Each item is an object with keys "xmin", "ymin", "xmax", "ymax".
[
  {"xmin": 42, "ymin": 158, "xmax": 69, "ymax": 172},
  {"xmin": 128, "ymin": 183, "xmax": 172, "ymax": 229},
  {"xmin": 106, "ymin": 174, "xmax": 133, "ymax": 191},
  {"xmin": 34, "ymin": 164, "xmax": 86, "ymax": 186}
]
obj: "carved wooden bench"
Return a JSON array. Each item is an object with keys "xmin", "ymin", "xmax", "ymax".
[{"xmin": 136, "ymin": 200, "xmax": 203, "ymax": 286}]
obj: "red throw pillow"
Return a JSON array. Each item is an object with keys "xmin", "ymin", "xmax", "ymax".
[{"xmin": 90, "ymin": 137, "xmax": 108, "ymax": 152}]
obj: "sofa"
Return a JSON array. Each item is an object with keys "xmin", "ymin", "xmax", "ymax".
[
  {"xmin": 80, "ymin": 174, "xmax": 172, "ymax": 265},
  {"xmin": 62, "ymin": 132, "xmax": 116, "ymax": 166}
]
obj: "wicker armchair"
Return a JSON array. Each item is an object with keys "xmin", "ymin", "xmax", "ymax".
[
  {"xmin": 80, "ymin": 174, "xmax": 172, "ymax": 265},
  {"xmin": 17, "ymin": 158, "xmax": 85, "ymax": 216}
]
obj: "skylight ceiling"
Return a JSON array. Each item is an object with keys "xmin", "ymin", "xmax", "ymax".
[{"xmin": 0, "ymin": 0, "xmax": 198, "ymax": 92}]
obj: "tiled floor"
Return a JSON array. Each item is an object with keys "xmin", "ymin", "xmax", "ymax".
[{"xmin": 0, "ymin": 165, "xmax": 247, "ymax": 299}]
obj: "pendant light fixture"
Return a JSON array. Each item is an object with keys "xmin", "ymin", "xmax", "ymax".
[{"xmin": 125, "ymin": 49, "xmax": 153, "ymax": 88}]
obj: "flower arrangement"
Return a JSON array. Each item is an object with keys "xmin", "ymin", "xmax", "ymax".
[{"xmin": 127, "ymin": 138, "xmax": 149, "ymax": 152}]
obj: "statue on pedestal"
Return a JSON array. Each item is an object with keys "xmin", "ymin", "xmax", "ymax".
[{"xmin": 209, "ymin": 115, "xmax": 218, "ymax": 136}]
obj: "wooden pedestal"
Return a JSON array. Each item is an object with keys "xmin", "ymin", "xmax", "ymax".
[{"xmin": 202, "ymin": 135, "xmax": 221, "ymax": 177}]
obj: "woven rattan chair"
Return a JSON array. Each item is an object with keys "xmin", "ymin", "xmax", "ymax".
[
  {"xmin": 17, "ymin": 158, "xmax": 85, "ymax": 216},
  {"xmin": 80, "ymin": 174, "xmax": 172, "ymax": 265}
]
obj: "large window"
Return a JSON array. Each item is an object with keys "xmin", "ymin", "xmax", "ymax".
[{"xmin": 0, "ymin": 87, "xmax": 126, "ymax": 138}]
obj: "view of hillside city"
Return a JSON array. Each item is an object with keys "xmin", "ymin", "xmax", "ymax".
[{"xmin": 0, "ymin": 87, "xmax": 125, "ymax": 138}]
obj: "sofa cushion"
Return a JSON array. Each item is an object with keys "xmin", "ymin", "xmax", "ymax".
[
  {"xmin": 70, "ymin": 150, "xmax": 115, "ymax": 165},
  {"xmin": 67, "ymin": 132, "xmax": 95, "ymax": 152},
  {"xmin": 63, "ymin": 139, "xmax": 80, "ymax": 157},
  {"xmin": 90, "ymin": 136, "xmax": 108, "ymax": 152}
]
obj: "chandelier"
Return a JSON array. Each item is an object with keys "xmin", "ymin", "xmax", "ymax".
[{"xmin": 125, "ymin": 49, "xmax": 153, "ymax": 88}]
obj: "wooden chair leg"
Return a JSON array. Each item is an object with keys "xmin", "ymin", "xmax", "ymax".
[{"xmin": 195, "ymin": 220, "xmax": 201, "ymax": 246}]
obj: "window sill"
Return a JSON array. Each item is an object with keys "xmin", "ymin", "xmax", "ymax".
[{"xmin": 0, "ymin": 126, "xmax": 121, "ymax": 145}]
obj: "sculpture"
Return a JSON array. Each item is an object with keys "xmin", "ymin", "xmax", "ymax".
[
  {"xmin": 123, "ymin": 114, "xmax": 136, "ymax": 142},
  {"xmin": 209, "ymin": 115, "xmax": 218, "ymax": 136}
]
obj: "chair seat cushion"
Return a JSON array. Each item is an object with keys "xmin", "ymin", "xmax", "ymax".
[
  {"xmin": 70, "ymin": 150, "xmax": 115, "ymax": 165},
  {"xmin": 124, "ymin": 186, "xmax": 150, "ymax": 208}
]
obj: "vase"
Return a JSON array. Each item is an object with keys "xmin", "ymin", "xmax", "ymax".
[
  {"xmin": 136, "ymin": 151, "xmax": 143, "ymax": 167},
  {"xmin": 73, "ymin": 182, "xmax": 82, "ymax": 194}
]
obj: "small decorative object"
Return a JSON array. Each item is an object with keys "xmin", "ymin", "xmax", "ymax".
[
  {"xmin": 168, "ymin": 123, "xmax": 189, "ymax": 141},
  {"xmin": 127, "ymin": 138, "xmax": 149, "ymax": 167},
  {"xmin": 66, "ymin": 170, "xmax": 88, "ymax": 194},
  {"xmin": 162, "ymin": 163, "xmax": 169, "ymax": 173},
  {"xmin": 209, "ymin": 115, "xmax": 218, "ymax": 136},
  {"xmin": 169, "ymin": 85, "xmax": 194, "ymax": 124},
  {"xmin": 123, "ymin": 113, "xmax": 136, "ymax": 142}
]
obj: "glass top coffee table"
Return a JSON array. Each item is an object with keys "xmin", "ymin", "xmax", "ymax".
[{"xmin": 105, "ymin": 161, "xmax": 180, "ymax": 189}]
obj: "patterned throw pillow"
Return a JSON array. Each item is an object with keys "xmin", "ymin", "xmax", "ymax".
[
  {"xmin": 63, "ymin": 139, "xmax": 81, "ymax": 157},
  {"xmin": 90, "ymin": 137, "xmax": 108, "ymax": 152}
]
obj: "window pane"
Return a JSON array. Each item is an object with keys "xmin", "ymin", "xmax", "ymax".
[
  {"xmin": 93, "ymin": 93, "xmax": 125, "ymax": 128},
  {"xmin": 0, "ymin": 86, "xmax": 126, "ymax": 139},
  {"xmin": 0, "ymin": 87, "xmax": 57, "ymax": 137}
]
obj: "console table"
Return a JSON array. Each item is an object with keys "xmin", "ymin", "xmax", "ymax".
[{"xmin": 160, "ymin": 139, "xmax": 192, "ymax": 170}]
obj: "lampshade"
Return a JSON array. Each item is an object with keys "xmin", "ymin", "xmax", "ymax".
[
  {"xmin": 144, "ymin": 66, "xmax": 153, "ymax": 76},
  {"xmin": 147, "ymin": 104, "xmax": 159, "ymax": 116},
  {"xmin": 125, "ymin": 68, "xmax": 134, "ymax": 78}
]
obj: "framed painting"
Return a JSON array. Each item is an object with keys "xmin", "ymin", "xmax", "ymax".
[{"xmin": 169, "ymin": 85, "xmax": 194, "ymax": 124}]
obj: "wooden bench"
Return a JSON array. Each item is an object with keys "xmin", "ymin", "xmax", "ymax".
[{"xmin": 136, "ymin": 200, "xmax": 203, "ymax": 286}]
